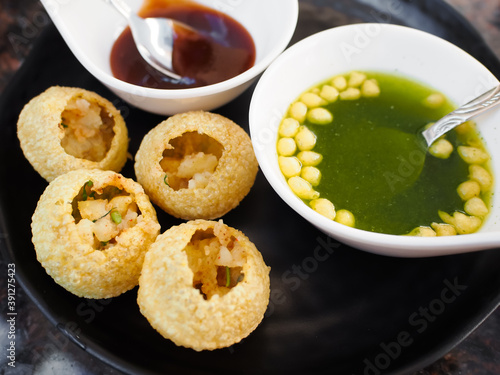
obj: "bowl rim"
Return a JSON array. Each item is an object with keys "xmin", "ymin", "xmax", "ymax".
[{"xmin": 249, "ymin": 23, "xmax": 500, "ymax": 257}]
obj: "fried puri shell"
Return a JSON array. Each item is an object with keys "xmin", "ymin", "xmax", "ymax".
[
  {"xmin": 31, "ymin": 169, "xmax": 160, "ymax": 299},
  {"xmin": 134, "ymin": 111, "xmax": 258, "ymax": 220},
  {"xmin": 17, "ymin": 86, "xmax": 129, "ymax": 182},
  {"xmin": 137, "ymin": 220, "xmax": 270, "ymax": 351}
]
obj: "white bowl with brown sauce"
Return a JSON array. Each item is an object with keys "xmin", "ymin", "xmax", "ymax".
[
  {"xmin": 249, "ymin": 23, "xmax": 500, "ymax": 257},
  {"xmin": 41, "ymin": 0, "xmax": 299, "ymax": 115}
]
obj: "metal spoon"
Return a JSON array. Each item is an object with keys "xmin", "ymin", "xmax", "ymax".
[
  {"xmin": 422, "ymin": 84, "xmax": 500, "ymax": 147},
  {"xmin": 107, "ymin": 0, "xmax": 196, "ymax": 82}
]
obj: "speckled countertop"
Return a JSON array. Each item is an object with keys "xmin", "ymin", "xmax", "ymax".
[{"xmin": 0, "ymin": 0, "xmax": 499, "ymax": 374}]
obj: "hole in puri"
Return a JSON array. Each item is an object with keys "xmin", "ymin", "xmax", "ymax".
[
  {"xmin": 184, "ymin": 228, "xmax": 245, "ymax": 300},
  {"xmin": 60, "ymin": 96, "xmax": 115, "ymax": 162},
  {"xmin": 160, "ymin": 132, "xmax": 224, "ymax": 190},
  {"xmin": 72, "ymin": 181, "xmax": 141, "ymax": 250}
]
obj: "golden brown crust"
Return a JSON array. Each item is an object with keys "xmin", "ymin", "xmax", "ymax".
[
  {"xmin": 31, "ymin": 169, "xmax": 160, "ymax": 299},
  {"xmin": 17, "ymin": 86, "xmax": 129, "ymax": 182},
  {"xmin": 137, "ymin": 219, "xmax": 270, "ymax": 351},
  {"xmin": 134, "ymin": 111, "xmax": 258, "ymax": 220}
]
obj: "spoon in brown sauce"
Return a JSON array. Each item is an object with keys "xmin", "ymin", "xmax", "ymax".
[{"xmin": 107, "ymin": 0, "xmax": 198, "ymax": 83}]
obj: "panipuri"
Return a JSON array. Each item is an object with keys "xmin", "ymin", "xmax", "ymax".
[
  {"xmin": 134, "ymin": 111, "xmax": 258, "ymax": 220},
  {"xmin": 18, "ymin": 86, "xmax": 128, "ymax": 182},
  {"xmin": 137, "ymin": 219, "xmax": 270, "ymax": 351},
  {"xmin": 31, "ymin": 169, "xmax": 160, "ymax": 299}
]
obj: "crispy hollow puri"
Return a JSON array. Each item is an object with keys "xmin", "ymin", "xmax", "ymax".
[
  {"xmin": 138, "ymin": 220, "xmax": 270, "ymax": 351},
  {"xmin": 17, "ymin": 86, "xmax": 129, "ymax": 182},
  {"xmin": 31, "ymin": 169, "xmax": 161, "ymax": 299},
  {"xmin": 134, "ymin": 111, "xmax": 258, "ymax": 220}
]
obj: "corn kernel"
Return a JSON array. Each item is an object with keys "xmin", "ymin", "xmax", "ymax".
[
  {"xmin": 301, "ymin": 166, "xmax": 321, "ymax": 186},
  {"xmin": 307, "ymin": 107, "xmax": 333, "ymax": 125},
  {"xmin": 361, "ymin": 79, "xmax": 380, "ymax": 97},
  {"xmin": 454, "ymin": 121, "xmax": 476, "ymax": 136},
  {"xmin": 407, "ymin": 226, "xmax": 436, "ymax": 237},
  {"xmin": 457, "ymin": 180, "xmax": 481, "ymax": 201},
  {"xmin": 339, "ymin": 87, "xmax": 361, "ymax": 100},
  {"xmin": 438, "ymin": 210, "xmax": 482, "ymax": 234},
  {"xmin": 423, "ymin": 93, "xmax": 445, "ymax": 108},
  {"xmin": 466, "ymin": 137, "xmax": 483, "ymax": 148},
  {"xmin": 289, "ymin": 101, "xmax": 308, "ymax": 123},
  {"xmin": 277, "ymin": 137, "xmax": 297, "ymax": 156},
  {"xmin": 310, "ymin": 198, "xmax": 336, "ymax": 220},
  {"xmin": 279, "ymin": 118, "xmax": 300, "ymax": 138},
  {"xmin": 295, "ymin": 126, "xmax": 316, "ymax": 151},
  {"xmin": 331, "ymin": 76, "xmax": 347, "ymax": 91},
  {"xmin": 300, "ymin": 92, "xmax": 327, "ymax": 108},
  {"xmin": 278, "ymin": 156, "xmax": 302, "ymax": 178},
  {"xmin": 429, "ymin": 138, "xmax": 453, "ymax": 159},
  {"xmin": 320, "ymin": 85, "xmax": 339, "ymax": 102},
  {"xmin": 457, "ymin": 146, "xmax": 489, "ymax": 164},
  {"xmin": 335, "ymin": 209, "xmax": 355, "ymax": 227},
  {"xmin": 348, "ymin": 71, "xmax": 366, "ymax": 87},
  {"xmin": 297, "ymin": 151, "xmax": 323, "ymax": 166},
  {"xmin": 287, "ymin": 176, "xmax": 320, "ymax": 200},
  {"xmin": 469, "ymin": 164, "xmax": 493, "ymax": 192},
  {"xmin": 464, "ymin": 196, "xmax": 489, "ymax": 217},
  {"xmin": 454, "ymin": 213, "xmax": 482, "ymax": 234},
  {"xmin": 431, "ymin": 222, "xmax": 457, "ymax": 236}
]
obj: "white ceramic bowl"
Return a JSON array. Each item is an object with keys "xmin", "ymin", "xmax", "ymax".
[
  {"xmin": 41, "ymin": 0, "xmax": 298, "ymax": 115},
  {"xmin": 249, "ymin": 23, "xmax": 500, "ymax": 257}
]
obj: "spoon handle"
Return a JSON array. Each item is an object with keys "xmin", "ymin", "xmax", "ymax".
[{"xmin": 422, "ymin": 84, "xmax": 500, "ymax": 147}]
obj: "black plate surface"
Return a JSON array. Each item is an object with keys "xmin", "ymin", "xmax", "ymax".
[{"xmin": 1, "ymin": 1, "xmax": 500, "ymax": 374}]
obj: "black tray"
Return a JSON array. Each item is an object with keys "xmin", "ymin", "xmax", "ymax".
[{"xmin": 1, "ymin": 0, "xmax": 500, "ymax": 374}]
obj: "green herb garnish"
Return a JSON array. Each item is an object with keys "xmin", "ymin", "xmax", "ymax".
[
  {"xmin": 110, "ymin": 210, "xmax": 122, "ymax": 224},
  {"xmin": 92, "ymin": 208, "xmax": 113, "ymax": 223},
  {"xmin": 82, "ymin": 180, "xmax": 94, "ymax": 201},
  {"xmin": 225, "ymin": 266, "xmax": 231, "ymax": 288},
  {"xmin": 60, "ymin": 123, "xmax": 68, "ymax": 128},
  {"xmin": 164, "ymin": 174, "xmax": 169, "ymax": 186}
]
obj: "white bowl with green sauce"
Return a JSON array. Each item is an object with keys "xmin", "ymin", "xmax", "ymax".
[{"xmin": 249, "ymin": 23, "xmax": 500, "ymax": 257}]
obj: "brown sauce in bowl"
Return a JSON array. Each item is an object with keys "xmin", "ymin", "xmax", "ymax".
[{"xmin": 110, "ymin": 0, "xmax": 256, "ymax": 89}]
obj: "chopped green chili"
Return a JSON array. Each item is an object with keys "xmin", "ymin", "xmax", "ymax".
[
  {"xmin": 92, "ymin": 208, "xmax": 113, "ymax": 223},
  {"xmin": 164, "ymin": 174, "xmax": 169, "ymax": 186},
  {"xmin": 225, "ymin": 266, "xmax": 231, "ymax": 287},
  {"xmin": 82, "ymin": 180, "xmax": 94, "ymax": 201},
  {"xmin": 110, "ymin": 210, "xmax": 122, "ymax": 224}
]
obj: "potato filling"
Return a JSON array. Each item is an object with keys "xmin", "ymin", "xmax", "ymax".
[
  {"xmin": 60, "ymin": 96, "xmax": 115, "ymax": 161},
  {"xmin": 72, "ymin": 181, "xmax": 141, "ymax": 250},
  {"xmin": 184, "ymin": 224, "xmax": 246, "ymax": 300},
  {"xmin": 160, "ymin": 132, "xmax": 224, "ymax": 190}
]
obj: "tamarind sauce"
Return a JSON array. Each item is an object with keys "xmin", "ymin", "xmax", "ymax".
[{"xmin": 110, "ymin": 0, "xmax": 256, "ymax": 89}]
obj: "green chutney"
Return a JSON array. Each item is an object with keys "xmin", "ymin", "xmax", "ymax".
[{"xmin": 294, "ymin": 72, "xmax": 490, "ymax": 234}]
